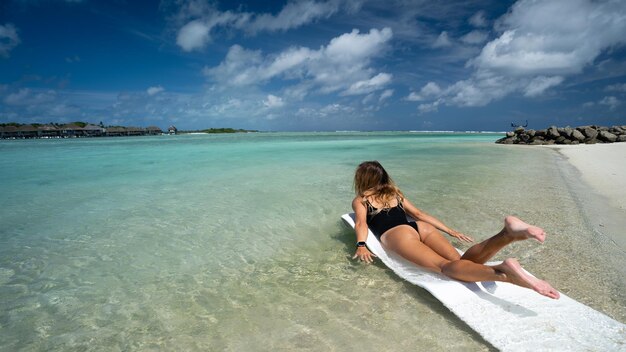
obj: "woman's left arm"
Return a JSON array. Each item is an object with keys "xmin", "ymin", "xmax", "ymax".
[{"xmin": 402, "ymin": 198, "xmax": 474, "ymax": 243}]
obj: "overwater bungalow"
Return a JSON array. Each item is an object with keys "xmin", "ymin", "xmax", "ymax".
[
  {"xmin": 0, "ymin": 126, "xmax": 19, "ymax": 138},
  {"xmin": 168, "ymin": 125, "xmax": 177, "ymax": 135},
  {"xmin": 38, "ymin": 124, "xmax": 61, "ymax": 138},
  {"xmin": 146, "ymin": 126, "xmax": 163, "ymax": 135},
  {"xmin": 17, "ymin": 125, "xmax": 39, "ymax": 138},
  {"xmin": 83, "ymin": 124, "xmax": 105, "ymax": 137}
]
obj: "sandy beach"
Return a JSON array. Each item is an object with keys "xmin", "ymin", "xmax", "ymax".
[{"xmin": 546, "ymin": 143, "xmax": 626, "ymax": 250}]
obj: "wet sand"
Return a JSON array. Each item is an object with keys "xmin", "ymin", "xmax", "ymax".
[{"xmin": 545, "ymin": 143, "xmax": 626, "ymax": 251}]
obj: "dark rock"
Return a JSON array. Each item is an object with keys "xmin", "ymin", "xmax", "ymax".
[
  {"xmin": 571, "ymin": 129, "xmax": 585, "ymax": 141},
  {"xmin": 582, "ymin": 127, "xmax": 598, "ymax": 139},
  {"xmin": 598, "ymin": 131, "xmax": 618, "ymax": 143},
  {"xmin": 547, "ymin": 126, "xmax": 560, "ymax": 138},
  {"xmin": 497, "ymin": 124, "xmax": 626, "ymax": 145},
  {"xmin": 562, "ymin": 127, "xmax": 574, "ymax": 137},
  {"xmin": 496, "ymin": 136, "xmax": 516, "ymax": 144}
]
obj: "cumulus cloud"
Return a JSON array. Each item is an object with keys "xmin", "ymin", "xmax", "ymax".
[
  {"xmin": 248, "ymin": 0, "xmax": 341, "ymax": 32},
  {"xmin": 263, "ymin": 94, "xmax": 285, "ymax": 108},
  {"xmin": 523, "ymin": 76, "xmax": 564, "ymax": 97},
  {"xmin": 296, "ymin": 103, "xmax": 355, "ymax": 118},
  {"xmin": 343, "ymin": 73, "xmax": 392, "ymax": 95},
  {"xmin": 432, "ymin": 31, "xmax": 452, "ymax": 48},
  {"xmin": 406, "ymin": 82, "xmax": 442, "ymax": 101},
  {"xmin": 469, "ymin": 10, "xmax": 488, "ymax": 27},
  {"xmin": 460, "ymin": 30, "xmax": 488, "ymax": 45},
  {"xmin": 413, "ymin": 0, "xmax": 626, "ymax": 111},
  {"xmin": 147, "ymin": 85, "xmax": 165, "ymax": 96},
  {"xmin": 0, "ymin": 23, "xmax": 21, "ymax": 58},
  {"xmin": 173, "ymin": 0, "xmax": 350, "ymax": 52},
  {"xmin": 605, "ymin": 83, "xmax": 626, "ymax": 92},
  {"xmin": 4, "ymin": 88, "xmax": 57, "ymax": 106},
  {"xmin": 204, "ymin": 27, "xmax": 393, "ymax": 97},
  {"xmin": 599, "ymin": 96, "xmax": 621, "ymax": 110},
  {"xmin": 379, "ymin": 89, "xmax": 393, "ymax": 101},
  {"xmin": 177, "ymin": 20, "xmax": 212, "ymax": 51},
  {"xmin": 473, "ymin": 0, "xmax": 626, "ymax": 76}
]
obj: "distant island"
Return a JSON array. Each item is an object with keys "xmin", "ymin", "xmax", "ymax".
[{"xmin": 0, "ymin": 122, "xmax": 257, "ymax": 139}]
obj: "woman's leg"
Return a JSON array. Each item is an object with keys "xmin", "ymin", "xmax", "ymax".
[
  {"xmin": 441, "ymin": 258, "xmax": 560, "ymax": 299},
  {"xmin": 382, "ymin": 227, "xmax": 560, "ymax": 299},
  {"xmin": 415, "ymin": 220, "xmax": 461, "ymax": 261},
  {"xmin": 461, "ymin": 216, "xmax": 546, "ymax": 264}
]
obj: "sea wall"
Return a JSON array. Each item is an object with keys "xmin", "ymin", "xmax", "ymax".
[{"xmin": 496, "ymin": 125, "xmax": 626, "ymax": 145}]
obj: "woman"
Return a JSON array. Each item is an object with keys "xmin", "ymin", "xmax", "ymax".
[{"xmin": 352, "ymin": 161, "xmax": 560, "ymax": 299}]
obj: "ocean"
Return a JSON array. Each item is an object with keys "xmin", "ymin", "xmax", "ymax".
[{"xmin": 0, "ymin": 132, "xmax": 623, "ymax": 351}]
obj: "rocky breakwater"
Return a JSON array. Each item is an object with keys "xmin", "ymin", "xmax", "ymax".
[{"xmin": 496, "ymin": 125, "xmax": 626, "ymax": 145}]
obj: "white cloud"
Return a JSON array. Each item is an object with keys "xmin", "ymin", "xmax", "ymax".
[
  {"xmin": 204, "ymin": 27, "xmax": 393, "ymax": 97},
  {"xmin": 173, "ymin": 0, "xmax": 349, "ymax": 52},
  {"xmin": 296, "ymin": 103, "xmax": 355, "ymax": 118},
  {"xmin": 523, "ymin": 76, "xmax": 564, "ymax": 97},
  {"xmin": 460, "ymin": 30, "xmax": 488, "ymax": 45},
  {"xmin": 469, "ymin": 10, "xmax": 488, "ymax": 27},
  {"xmin": 599, "ymin": 96, "xmax": 620, "ymax": 110},
  {"xmin": 0, "ymin": 23, "xmax": 20, "ymax": 58},
  {"xmin": 147, "ymin": 85, "xmax": 165, "ymax": 96},
  {"xmin": 432, "ymin": 31, "xmax": 452, "ymax": 48},
  {"xmin": 412, "ymin": 0, "xmax": 626, "ymax": 110},
  {"xmin": 379, "ymin": 89, "xmax": 393, "ymax": 101},
  {"xmin": 263, "ymin": 94, "xmax": 285, "ymax": 108},
  {"xmin": 406, "ymin": 82, "xmax": 441, "ymax": 101},
  {"xmin": 248, "ymin": 0, "xmax": 340, "ymax": 33},
  {"xmin": 605, "ymin": 83, "xmax": 626, "ymax": 92},
  {"xmin": 418, "ymin": 100, "xmax": 441, "ymax": 114},
  {"xmin": 473, "ymin": 0, "xmax": 626, "ymax": 76},
  {"xmin": 176, "ymin": 20, "xmax": 212, "ymax": 52},
  {"xmin": 343, "ymin": 73, "xmax": 392, "ymax": 95},
  {"xmin": 582, "ymin": 101, "xmax": 595, "ymax": 108},
  {"xmin": 4, "ymin": 88, "xmax": 57, "ymax": 106}
]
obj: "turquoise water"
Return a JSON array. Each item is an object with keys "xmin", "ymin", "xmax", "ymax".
[{"xmin": 1, "ymin": 133, "xmax": 623, "ymax": 351}]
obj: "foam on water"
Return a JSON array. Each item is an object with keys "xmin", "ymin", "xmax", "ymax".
[{"xmin": 0, "ymin": 133, "xmax": 623, "ymax": 351}]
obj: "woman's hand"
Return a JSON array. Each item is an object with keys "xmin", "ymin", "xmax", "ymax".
[
  {"xmin": 448, "ymin": 229, "xmax": 474, "ymax": 243},
  {"xmin": 352, "ymin": 246, "xmax": 377, "ymax": 263}
]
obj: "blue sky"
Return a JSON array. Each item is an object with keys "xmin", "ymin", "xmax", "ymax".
[{"xmin": 1, "ymin": 0, "xmax": 626, "ymax": 131}]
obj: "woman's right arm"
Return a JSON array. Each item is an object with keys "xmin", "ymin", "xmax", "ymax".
[{"xmin": 352, "ymin": 197, "xmax": 376, "ymax": 263}]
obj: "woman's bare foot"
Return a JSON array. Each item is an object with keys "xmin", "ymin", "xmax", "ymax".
[
  {"xmin": 497, "ymin": 258, "xmax": 560, "ymax": 299},
  {"xmin": 504, "ymin": 216, "xmax": 546, "ymax": 243}
]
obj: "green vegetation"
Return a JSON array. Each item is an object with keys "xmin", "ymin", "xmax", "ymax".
[{"xmin": 200, "ymin": 128, "xmax": 257, "ymax": 134}]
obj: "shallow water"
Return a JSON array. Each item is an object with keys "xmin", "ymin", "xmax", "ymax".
[{"xmin": 0, "ymin": 133, "xmax": 623, "ymax": 351}]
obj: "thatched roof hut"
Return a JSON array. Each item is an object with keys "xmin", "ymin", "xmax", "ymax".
[{"xmin": 146, "ymin": 126, "xmax": 163, "ymax": 135}]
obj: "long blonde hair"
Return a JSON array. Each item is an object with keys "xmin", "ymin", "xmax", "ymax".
[{"xmin": 353, "ymin": 161, "xmax": 403, "ymax": 210}]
